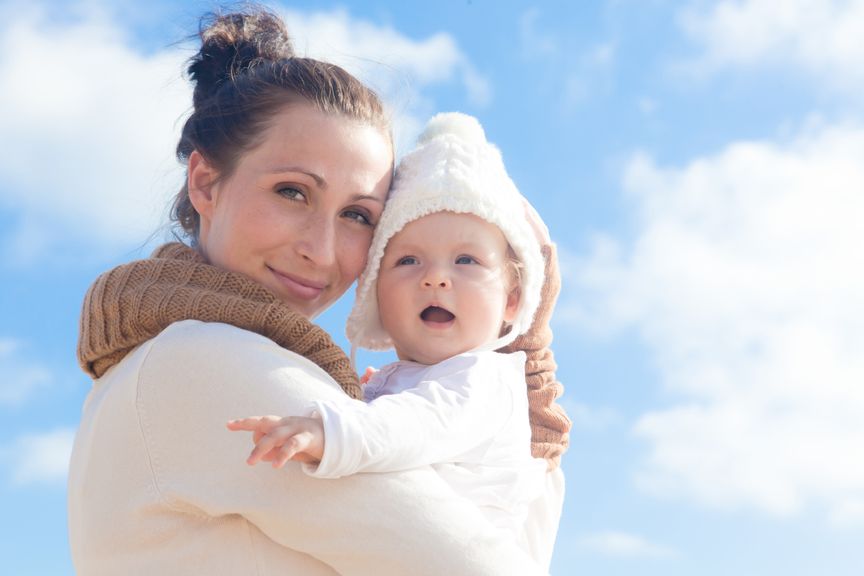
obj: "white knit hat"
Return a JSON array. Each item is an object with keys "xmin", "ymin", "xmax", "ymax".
[{"xmin": 346, "ymin": 112, "xmax": 544, "ymax": 353}]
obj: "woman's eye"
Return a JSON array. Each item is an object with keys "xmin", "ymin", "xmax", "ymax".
[
  {"xmin": 277, "ymin": 185, "xmax": 306, "ymax": 202},
  {"xmin": 455, "ymin": 255, "xmax": 477, "ymax": 265},
  {"xmin": 397, "ymin": 256, "xmax": 418, "ymax": 266},
  {"xmin": 342, "ymin": 209, "xmax": 372, "ymax": 226}
]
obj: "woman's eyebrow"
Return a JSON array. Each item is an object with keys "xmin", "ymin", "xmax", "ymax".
[
  {"xmin": 268, "ymin": 166, "xmax": 326, "ymax": 188},
  {"xmin": 352, "ymin": 194, "xmax": 385, "ymax": 205}
]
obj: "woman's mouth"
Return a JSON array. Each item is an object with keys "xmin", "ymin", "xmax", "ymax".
[
  {"xmin": 420, "ymin": 305, "xmax": 455, "ymax": 327},
  {"xmin": 267, "ymin": 266, "xmax": 326, "ymax": 301}
]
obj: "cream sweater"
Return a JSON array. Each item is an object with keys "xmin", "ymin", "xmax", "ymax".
[{"xmin": 68, "ymin": 320, "xmax": 562, "ymax": 575}]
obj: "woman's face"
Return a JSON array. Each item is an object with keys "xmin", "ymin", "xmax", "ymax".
[{"xmin": 189, "ymin": 102, "xmax": 393, "ymax": 318}]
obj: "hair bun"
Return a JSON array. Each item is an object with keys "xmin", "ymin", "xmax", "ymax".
[{"xmin": 188, "ymin": 9, "xmax": 295, "ymax": 108}]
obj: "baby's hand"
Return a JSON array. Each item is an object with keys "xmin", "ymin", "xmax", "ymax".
[
  {"xmin": 360, "ymin": 366, "xmax": 377, "ymax": 385},
  {"xmin": 227, "ymin": 415, "xmax": 325, "ymax": 467}
]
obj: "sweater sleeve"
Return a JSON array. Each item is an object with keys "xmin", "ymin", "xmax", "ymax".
[
  {"xmin": 500, "ymin": 243, "xmax": 572, "ymax": 470},
  {"xmin": 307, "ymin": 354, "xmax": 517, "ymax": 477},
  {"xmin": 136, "ymin": 322, "xmax": 546, "ymax": 576}
]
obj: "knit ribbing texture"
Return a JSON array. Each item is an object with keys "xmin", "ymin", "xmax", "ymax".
[{"xmin": 77, "ymin": 243, "xmax": 361, "ymax": 399}]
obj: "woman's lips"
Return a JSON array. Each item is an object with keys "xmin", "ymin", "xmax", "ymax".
[{"xmin": 267, "ymin": 266, "xmax": 326, "ymax": 301}]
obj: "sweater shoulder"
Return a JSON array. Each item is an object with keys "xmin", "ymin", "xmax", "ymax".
[
  {"xmin": 152, "ymin": 320, "xmax": 330, "ymax": 374},
  {"xmin": 131, "ymin": 317, "xmax": 350, "ymax": 436}
]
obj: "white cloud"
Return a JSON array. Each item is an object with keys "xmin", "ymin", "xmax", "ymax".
[
  {"xmin": 564, "ymin": 41, "xmax": 617, "ymax": 109},
  {"xmin": 4, "ymin": 428, "xmax": 76, "ymax": 485},
  {"xmin": 566, "ymin": 122, "xmax": 864, "ymax": 522},
  {"xmin": 0, "ymin": 2, "xmax": 189, "ymax": 263},
  {"xmin": 830, "ymin": 497, "xmax": 864, "ymax": 529},
  {"xmin": 518, "ymin": 8, "xmax": 616, "ymax": 110},
  {"xmin": 638, "ymin": 96, "xmax": 658, "ymax": 115},
  {"xmin": 678, "ymin": 0, "xmax": 864, "ymax": 91},
  {"xmin": 559, "ymin": 397, "xmax": 620, "ymax": 432},
  {"xmin": 519, "ymin": 8, "xmax": 558, "ymax": 59},
  {"xmin": 577, "ymin": 530, "xmax": 676, "ymax": 558},
  {"xmin": 283, "ymin": 8, "xmax": 474, "ymax": 88},
  {"xmin": 280, "ymin": 7, "xmax": 491, "ymax": 153},
  {"xmin": 0, "ymin": 2, "xmax": 488, "ymax": 263},
  {"xmin": 0, "ymin": 338, "xmax": 52, "ymax": 406}
]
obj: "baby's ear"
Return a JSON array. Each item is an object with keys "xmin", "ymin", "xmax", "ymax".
[{"xmin": 503, "ymin": 286, "xmax": 520, "ymax": 323}]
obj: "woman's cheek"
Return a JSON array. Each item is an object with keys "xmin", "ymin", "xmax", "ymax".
[{"xmin": 341, "ymin": 229, "xmax": 374, "ymax": 280}]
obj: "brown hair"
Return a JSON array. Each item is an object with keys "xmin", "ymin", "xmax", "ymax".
[{"xmin": 171, "ymin": 6, "xmax": 392, "ymax": 240}]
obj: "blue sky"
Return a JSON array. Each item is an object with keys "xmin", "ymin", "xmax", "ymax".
[{"xmin": 1, "ymin": 0, "xmax": 863, "ymax": 574}]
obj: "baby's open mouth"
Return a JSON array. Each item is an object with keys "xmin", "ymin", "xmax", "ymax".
[{"xmin": 420, "ymin": 306, "xmax": 455, "ymax": 323}]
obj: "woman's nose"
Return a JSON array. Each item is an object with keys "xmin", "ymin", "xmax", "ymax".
[{"xmin": 295, "ymin": 215, "xmax": 335, "ymax": 267}]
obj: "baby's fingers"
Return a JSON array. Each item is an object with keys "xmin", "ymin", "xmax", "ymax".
[
  {"xmin": 360, "ymin": 366, "xmax": 377, "ymax": 385},
  {"xmin": 227, "ymin": 415, "xmax": 282, "ymax": 432},
  {"xmin": 272, "ymin": 444, "xmax": 296, "ymax": 469},
  {"xmin": 247, "ymin": 436, "xmax": 279, "ymax": 465},
  {"xmin": 227, "ymin": 416, "xmax": 264, "ymax": 431},
  {"xmin": 270, "ymin": 434, "xmax": 316, "ymax": 468},
  {"xmin": 246, "ymin": 426, "xmax": 298, "ymax": 466}
]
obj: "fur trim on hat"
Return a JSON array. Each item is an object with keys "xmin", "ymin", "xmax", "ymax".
[{"xmin": 346, "ymin": 112, "xmax": 544, "ymax": 353}]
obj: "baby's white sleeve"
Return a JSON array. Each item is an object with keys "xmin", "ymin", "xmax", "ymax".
[{"xmin": 303, "ymin": 354, "xmax": 516, "ymax": 478}]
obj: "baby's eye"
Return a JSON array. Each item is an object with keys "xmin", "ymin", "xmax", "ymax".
[
  {"xmin": 277, "ymin": 186, "xmax": 306, "ymax": 202},
  {"xmin": 455, "ymin": 255, "xmax": 478, "ymax": 265},
  {"xmin": 397, "ymin": 256, "xmax": 418, "ymax": 266}
]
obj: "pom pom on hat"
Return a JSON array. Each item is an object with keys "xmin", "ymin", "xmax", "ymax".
[
  {"xmin": 346, "ymin": 112, "xmax": 544, "ymax": 354},
  {"xmin": 417, "ymin": 112, "xmax": 487, "ymax": 146}
]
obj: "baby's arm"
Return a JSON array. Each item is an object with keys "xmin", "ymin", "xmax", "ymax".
[
  {"xmin": 306, "ymin": 354, "xmax": 519, "ymax": 478},
  {"xmin": 228, "ymin": 366, "xmax": 378, "ymax": 467},
  {"xmin": 227, "ymin": 415, "xmax": 325, "ymax": 467}
]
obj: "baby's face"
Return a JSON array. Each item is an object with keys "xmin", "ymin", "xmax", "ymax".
[{"xmin": 376, "ymin": 211, "xmax": 519, "ymax": 365}]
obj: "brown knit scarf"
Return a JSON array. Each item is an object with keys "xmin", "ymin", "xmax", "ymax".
[
  {"xmin": 77, "ymin": 242, "xmax": 361, "ymax": 398},
  {"xmin": 78, "ymin": 242, "xmax": 571, "ymax": 469}
]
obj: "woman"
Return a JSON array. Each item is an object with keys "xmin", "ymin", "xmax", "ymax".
[{"xmin": 68, "ymin": 8, "xmax": 570, "ymax": 575}]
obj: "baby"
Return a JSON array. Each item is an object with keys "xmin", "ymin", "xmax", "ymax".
[{"xmin": 229, "ymin": 112, "xmax": 559, "ymax": 569}]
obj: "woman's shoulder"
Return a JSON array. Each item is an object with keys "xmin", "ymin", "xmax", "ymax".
[
  {"xmin": 153, "ymin": 318, "xmax": 281, "ymax": 349},
  {"xmin": 134, "ymin": 320, "xmax": 348, "ymax": 404},
  {"xmin": 146, "ymin": 319, "xmax": 288, "ymax": 364}
]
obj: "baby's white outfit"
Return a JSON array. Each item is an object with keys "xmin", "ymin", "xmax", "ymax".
[{"xmin": 305, "ymin": 350, "xmax": 552, "ymax": 564}]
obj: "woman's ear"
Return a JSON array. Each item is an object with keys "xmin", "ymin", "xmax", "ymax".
[{"xmin": 187, "ymin": 150, "xmax": 218, "ymax": 221}]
